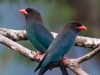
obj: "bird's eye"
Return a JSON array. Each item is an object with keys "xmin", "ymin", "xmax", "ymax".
[
  {"xmin": 74, "ymin": 24, "xmax": 78, "ymax": 27},
  {"xmin": 74, "ymin": 23, "xmax": 81, "ymax": 27},
  {"xmin": 28, "ymin": 10, "xmax": 34, "ymax": 14},
  {"xmin": 31, "ymin": 11, "xmax": 34, "ymax": 14},
  {"xmin": 26, "ymin": 9, "xmax": 34, "ymax": 14}
]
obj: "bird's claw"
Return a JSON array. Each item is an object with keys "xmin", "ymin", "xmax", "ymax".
[
  {"xmin": 61, "ymin": 57, "xmax": 69, "ymax": 62},
  {"xmin": 34, "ymin": 52, "xmax": 44, "ymax": 58}
]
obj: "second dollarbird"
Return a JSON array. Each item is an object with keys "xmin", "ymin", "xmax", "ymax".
[
  {"xmin": 19, "ymin": 8, "xmax": 68, "ymax": 75},
  {"xmin": 35, "ymin": 21, "xmax": 87, "ymax": 75}
]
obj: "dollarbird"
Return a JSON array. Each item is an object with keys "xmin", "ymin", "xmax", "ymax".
[
  {"xmin": 19, "ymin": 8, "xmax": 68, "ymax": 75},
  {"xmin": 34, "ymin": 21, "xmax": 87, "ymax": 75}
]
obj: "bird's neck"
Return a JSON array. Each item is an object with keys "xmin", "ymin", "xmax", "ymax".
[
  {"xmin": 25, "ymin": 18, "xmax": 44, "ymax": 27},
  {"xmin": 68, "ymin": 30, "xmax": 79, "ymax": 38},
  {"xmin": 26, "ymin": 19, "xmax": 44, "ymax": 24},
  {"xmin": 75, "ymin": 32, "xmax": 79, "ymax": 36},
  {"xmin": 25, "ymin": 19, "xmax": 44, "ymax": 30}
]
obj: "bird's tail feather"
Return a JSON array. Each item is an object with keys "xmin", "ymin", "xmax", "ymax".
[
  {"xmin": 38, "ymin": 65, "xmax": 51, "ymax": 75},
  {"xmin": 34, "ymin": 63, "xmax": 41, "ymax": 72},
  {"xmin": 34, "ymin": 53, "xmax": 48, "ymax": 72},
  {"xmin": 60, "ymin": 66, "xmax": 68, "ymax": 75}
]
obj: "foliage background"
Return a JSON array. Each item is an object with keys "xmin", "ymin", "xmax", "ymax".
[{"xmin": 0, "ymin": 0, "xmax": 100, "ymax": 75}]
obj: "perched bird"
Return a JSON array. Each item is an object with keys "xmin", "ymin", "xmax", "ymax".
[
  {"xmin": 19, "ymin": 8, "xmax": 68, "ymax": 75},
  {"xmin": 35, "ymin": 21, "xmax": 87, "ymax": 75}
]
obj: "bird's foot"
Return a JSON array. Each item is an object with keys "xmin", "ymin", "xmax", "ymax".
[
  {"xmin": 34, "ymin": 51, "xmax": 44, "ymax": 58},
  {"xmin": 61, "ymin": 57, "xmax": 69, "ymax": 62}
]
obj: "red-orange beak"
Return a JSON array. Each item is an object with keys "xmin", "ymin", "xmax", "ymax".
[
  {"xmin": 19, "ymin": 9, "xmax": 29, "ymax": 15},
  {"xmin": 77, "ymin": 25, "xmax": 87, "ymax": 30}
]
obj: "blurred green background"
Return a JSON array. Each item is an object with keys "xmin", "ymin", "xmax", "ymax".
[{"xmin": 0, "ymin": 0, "xmax": 100, "ymax": 75}]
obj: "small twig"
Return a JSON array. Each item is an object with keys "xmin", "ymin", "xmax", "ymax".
[{"xmin": 77, "ymin": 46, "xmax": 100, "ymax": 63}]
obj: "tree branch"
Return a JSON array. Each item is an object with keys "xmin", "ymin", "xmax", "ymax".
[
  {"xmin": 0, "ymin": 28, "xmax": 27, "ymax": 41},
  {"xmin": 0, "ymin": 27, "xmax": 100, "ymax": 48},
  {"xmin": 0, "ymin": 28, "xmax": 100, "ymax": 75},
  {"xmin": 77, "ymin": 45, "xmax": 100, "ymax": 63}
]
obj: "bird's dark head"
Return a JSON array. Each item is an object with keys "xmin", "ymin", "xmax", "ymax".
[
  {"xmin": 65, "ymin": 21, "xmax": 87, "ymax": 33},
  {"xmin": 19, "ymin": 8, "xmax": 43, "ymax": 24}
]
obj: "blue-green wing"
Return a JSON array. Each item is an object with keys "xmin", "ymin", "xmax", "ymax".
[{"xmin": 34, "ymin": 23, "xmax": 54, "ymax": 49}]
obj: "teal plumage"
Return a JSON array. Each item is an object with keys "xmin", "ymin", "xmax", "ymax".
[
  {"xmin": 35, "ymin": 21, "xmax": 87, "ymax": 75},
  {"xmin": 20, "ymin": 8, "xmax": 53, "ymax": 53},
  {"xmin": 26, "ymin": 22, "xmax": 53, "ymax": 53},
  {"xmin": 19, "ymin": 8, "xmax": 68, "ymax": 75}
]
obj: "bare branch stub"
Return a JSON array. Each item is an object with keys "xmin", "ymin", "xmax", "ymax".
[{"xmin": 0, "ymin": 28, "xmax": 27, "ymax": 41}]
